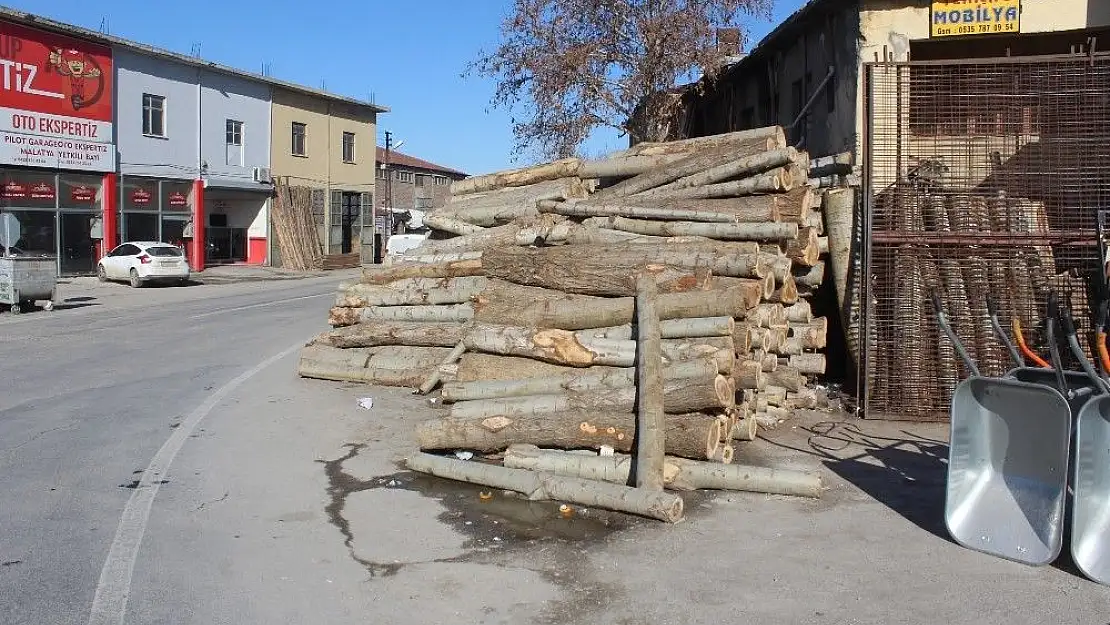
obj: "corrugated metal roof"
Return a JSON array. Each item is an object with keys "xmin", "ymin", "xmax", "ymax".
[{"xmin": 0, "ymin": 5, "xmax": 389, "ymax": 114}]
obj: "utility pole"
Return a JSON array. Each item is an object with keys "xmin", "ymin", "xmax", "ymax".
[{"xmin": 382, "ymin": 130, "xmax": 393, "ymax": 263}]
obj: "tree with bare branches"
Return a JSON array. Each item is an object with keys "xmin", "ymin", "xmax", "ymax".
[{"xmin": 471, "ymin": 0, "xmax": 770, "ymax": 160}]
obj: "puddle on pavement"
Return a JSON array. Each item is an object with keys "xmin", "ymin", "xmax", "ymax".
[{"xmin": 319, "ymin": 443, "xmax": 652, "ymax": 578}]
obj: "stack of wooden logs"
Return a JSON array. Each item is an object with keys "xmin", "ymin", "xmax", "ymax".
[{"xmin": 298, "ymin": 125, "xmax": 831, "ymax": 517}]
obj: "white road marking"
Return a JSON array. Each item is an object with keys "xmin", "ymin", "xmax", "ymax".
[
  {"xmin": 86, "ymin": 342, "xmax": 304, "ymax": 625},
  {"xmin": 188, "ymin": 292, "xmax": 333, "ymax": 320}
]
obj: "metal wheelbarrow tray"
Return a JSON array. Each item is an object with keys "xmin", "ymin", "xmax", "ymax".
[{"xmin": 935, "ymin": 293, "xmax": 1074, "ymax": 566}]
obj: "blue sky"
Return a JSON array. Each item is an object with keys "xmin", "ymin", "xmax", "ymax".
[{"xmin": 7, "ymin": 0, "xmax": 805, "ymax": 175}]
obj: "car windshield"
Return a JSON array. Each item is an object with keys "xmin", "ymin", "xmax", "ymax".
[{"xmin": 146, "ymin": 246, "xmax": 183, "ymax": 257}]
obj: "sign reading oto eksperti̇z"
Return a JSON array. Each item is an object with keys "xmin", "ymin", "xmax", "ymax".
[
  {"xmin": 932, "ymin": 0, "xmax": 1021, "ymax": 38},
  {"xmin": 0, "ymin": 21, "xmax": 114, "ymax": 172}
]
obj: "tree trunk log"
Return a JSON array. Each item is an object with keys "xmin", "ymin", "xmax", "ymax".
[
  {"xmin": 415, "ymin": 411, "xmax": 721, "ymax": 460},
  {"xmin": 414, "ymin": 216, "xmax": 568, "ymax": 255},
  {"xmin": 297, "ymin": 344, "xmax": 447, "ymax": 387},
  {"xmin": 337, "ymin": 276, "xmax": 488, "ymax": 307},
  {"xmin": 578, "ymin": 153, "xmax": 692, "ymax": 179},
  {"xmin": 777, "ymin": 187, "xmax": 816, "ymax": 223},
  {"xmin": 738, "ymin": 324, "xmax": 786, "ymax": 353},
  {"xmin": 762, "ymin": 385, "xmax": 788, "ymax": 407},
  {"xmin": 761, "ymin": 351, "xmax": 779, "ymax": 372},
  {"xmin": 329, "ymin": 303, "xmax": 474, "ymax": 327},
  {"xmin": 405, "ymin": 452, "xmax": 684, "ymax": 523},
  {"xmin": 542, "ymin": 197, "xmax": 782, "ymax": 223},
  {"xmin": 623, "ymin": 128, "xmax": 784, "ymax": 157},
  {"xmin": 314, "ymin": 321, "xmax": 469, "ymax": 348},
  {"xmin": 582, "ymin": 316, "xmax": 734, "ymax": 341},
  {"xmin": 634, "ymin": 275, "xmax": 666, "ymax": 490},
  {"xmin": 789, "ymin": 318, "xmax": 828, "ymax": 350},
  {"xmin": 734, "ymin": 359, "xmax": 764, "ymax": 390},
  {"xmin": 473, "ymin": 280, "xmax": 761, "ymax": 330},
  {"xmin": 448, "ymin": 159, "xmax": 582, "ymax": 196},
  {"xmin": 635, "ymin": 168, "xmax": 792, "ymax": 200},
  {"xmin": 766, "ymin": 366, "xmax": 806, "ymax": 392},
  {"xmin": 482, "ymin": 245, "xmax": 713, "ymax": 296},
  {"xmin": 767, "ymin": 275, "xmax": 799, "ymax": 305},
  {"xmin": 441, "ymin": 358, "xmax": 718, "ymax": 403},
  {"xmin": 758, "ymin": 253, "xmax": 793, "ymax": 284},
  {"xmin": 418, "ymin": 342, "xmax": 467, "ymax": 395},
  {"xmin": 790, "ymin": 353, "xmax": 826, "ymax": 375},
  {"xmin": 793, "ymin": 261, "xmax": 826, "ymax": 289},
  {"xmin": 455, "ymin": 353, "xmax": 623, "ymax": 383},
  {"xmin": 395, "ymin": 251, "xmax": 484, "ymax": 265},
  {"xmin": 785, "ymin": 301, "xmax": 813, "ymax": 323},
  {"xmin": 732, "ymin": 416, "xmax": 759, "ymax": 441},
  {"xmin": 442, "ymin": 177, "xmax": 589, "ymax": 226},
  {"xmin": 744, "ymin": 303, "xmax": 786, "ymax": 328},
  {"xmin": 424, "ymin": 212, "xmax": 487, "ymax": 235},
  {"xmin": 484, "ymin": 244, "xmax": 769, "ymax": 289},
  {"xmin": 503, "ymin": 445, "xmax": 821, "ymax": 497},
  {"xmin": 786, "ymin": 387, "xmax": 819, "ymax": 409},
  {"xmin": 588, "ymin": 147, "xmax": 740, "ymax": 201},
  {"xmin": 785, "ymin": 227, "xmax": 820, "ymax": 267},
  {"xmin": 447, "ymin": 374, "xmax": 734, "ymax": 418},
  {"xmin": 361, "ymin": 258, "xmax": 484, "ymax": 285},
  {"xmin": 637, "ymin": 148, "xmax": 795, "ymax": 195},
  {"xmin": 593, "ymin": 215, "xmax": 798, "ymax": 242},
  {"xmin": 824, "ymin": 188, "xmax": 855, "ymax": 323}
]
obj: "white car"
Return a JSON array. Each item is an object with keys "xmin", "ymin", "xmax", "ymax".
[{"xmin": 98, "ymin": 241, "xmax": 190, "ymax": 288}]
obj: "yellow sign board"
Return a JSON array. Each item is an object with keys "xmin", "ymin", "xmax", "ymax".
[{"xmin": 931, "ymin": 0, "xmax": 1021, "ymax": 38}]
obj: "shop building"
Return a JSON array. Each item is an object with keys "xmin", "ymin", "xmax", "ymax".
[{"xmin": 0, "ymin": 18, "xmax": 117, "ymax": 276}]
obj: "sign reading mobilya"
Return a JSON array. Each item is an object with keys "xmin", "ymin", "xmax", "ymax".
[{"xmin": 931, "ymin": 0, "xmax": 1021, "ymax": 38}]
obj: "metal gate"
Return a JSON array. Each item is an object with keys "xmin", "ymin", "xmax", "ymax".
[{"xmin": 861, "ymin": 54, "xmax": 1110, "ymax": 420}]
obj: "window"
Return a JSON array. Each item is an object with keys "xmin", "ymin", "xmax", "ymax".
[
  {"xmin": 434, "ymin": 176, "xmax": 448, "ymax": 186},
  {"xmin": 142, "ymin": 94, "xmax": 165, "ymax": 137},
  {"xmin": 342, "ymin": 132, "xmax": 356, "ymax": 163},
  {"xmin": 291, "ymin": 122, "xmax": 306, "ymax": 156},
  {"xmin": 376, "ymin": 166, "xmax": 388, "ymax": 180},
  {"xmin": 226, "ymin": 120, "xmax": 243, "ymax": 146},
  {"xmin": 415, "ymin": 174, "xmax": 426, "ymax": 188},
  {"xmin": 397, "ymin": 171, "xmax": 413, "ymax": 183}
]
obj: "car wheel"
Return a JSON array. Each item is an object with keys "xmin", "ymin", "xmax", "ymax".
[
  {"xmin": 9, "ymin": 303, "xmax": 20, "ymax": 315},
  {"xmin": 129, "ymin": 269, "xmax": 144, "ymax": 288},
  {"xmin": 97, "ymin": 264, "xmax": 108, "ymax": 283}
]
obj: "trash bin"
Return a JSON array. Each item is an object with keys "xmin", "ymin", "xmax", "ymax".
[{"xmin": 0, "ymin": 255, "xmax": 57, "ymax": 314}]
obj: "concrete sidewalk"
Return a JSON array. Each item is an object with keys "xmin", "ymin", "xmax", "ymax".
[{"xmin": 192, "ymin": 264, "xmax": 335, "ymax": 284}]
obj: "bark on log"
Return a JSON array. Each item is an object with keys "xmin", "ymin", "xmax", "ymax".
[
  {"xmin": 423, "ymin": 212, "xmax": 487, "ymax": 235},
  {"xmin": 361, "ymin": 258, "xmax": 484, "ymax": 285},
  {"xmin": 767, "ymin": 275, "xmax": 799, "ymax": 305},
  {"xmin": 824, "ymin": 188, "xmax": 855, "ymax": 319},
  {"xmin": 638, "ymin": 148, "xmax": 795, "ymax": 194},
  {"xmin": 414, "ymin": 216, "xmax": 568, "ymax": 255},
  {"xmin": 583, "ymin": 316, "xmax": 734, "ymax": 341},
  {"xmin": 415, "ymin": 411, "xmax": 721, "ymax": 460},
  {"xmin": 484, "ymin": 243, "xmax": 769, "ymax": 287},
  {"xmin": 790, "ymin": 353, "xmax": 826, "ymax": 375},
  {"xmin": 766, "ymin": 366, "xmax": 805, "ymax": 393},
  {"xmin": 396, "ymin": 251, "xmax": 484, "ymax": 265},
  {"xmin": 298, "ymin": 345, "xmax": 445, "ymax": 387},
  {"xmin": 793, "ymin": 261, "xmax": 826, "ymax": 289},
  {"xmin": 447, "ymin": 373, "xmax": 734, "ymax": 418},
  {"xmin": 542, "ymin": 197, "xmax": 782, "ymax": 223},
  {"xmin": 710, "ymin": 444, "xmax": 734, "ymax": 464},
  {"xmin": 588, "ymin": 147, "xmax": 739, "ymax": 201},
  {"xmin": 455, "ymin": 353, "xmax": 624, "ymax": 383},
  {"xmin": 734, "ymin": 325, "xmax": 752, "ymax": 353},
  {"xmin": 785, "ymin": 301, "xmax": 813, "ymax": 323},
  {"xmin": 441, "ymin": 358, "xmax": 718, "ymax": 403},
  {"xmin": 405, "ymin": 452, "xmax": 685, "ymax": 523},
  {"xmin": 472, "ymin": 280, "xmax": 761, "ymax": 330},
  {"xmin": 329, "ymin": 303, "xmax": 474, "ymax": 327},
  {"xmin": 592, "ymin": 215, "xmax": 798, "ymax": 242},
  {"xmin": 314, "ymin": 321, "xmax": 469, "ymax": 349},
  {"xmin": 734, "ymin": 360, "xmax": 764, "ymax": 390},
  {"xmin": 578, "ymin": 153, "xmax": 691, "ymax": 179},
  {"xmin": 634, "ymin": 168, "xmax": 792, "ymax": 200},
  {"xmin": 761, "ymin": 351, "xmax": 780, "ymax": 373},
  {"xmin": 777, "ymin": 188, "xmax": 816, "ymax": 223},
  {"xmin": 818, "ymin": 236, "xmax": 829, "ymax": 255},
  {"xmin": 634, "ymin": 275, "xmax": 666, "ymax": 490},
  {"xmin": 337, "ymin": 276, "xmax": 488, "ymax": 307},
  {"xmin": 443, "ymin": 178, "xmax": 589, "ymax": 226},
  {"xmin": 762, "ymin": 385, "xmax": 789, "ymax": 407},
  {"xmin": 806, "ymin": 210, "xmax": 825, "ymax": 235},
  {"xmin": 789, "ymin": 318, "xmax": 828, "ymax": 350},
  {"xmin": 448, "ymin": 159, "xmax": 582, "ymax": 196},
  {"xmin": 502, "ymin": 445, "xmax": 821, "ymax": 497},
  {"xmin": 482, "ymin": 246, "xmax": 713, "ymax": 297}
]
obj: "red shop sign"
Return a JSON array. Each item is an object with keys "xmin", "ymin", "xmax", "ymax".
[
  {"xmin": 131, "ymin": 188, "xmax": 152, "ymax": 204},
  {"xmin": 30, "ymin": 183, "xmax": 55, "ymax": 200},
  {"xmin": 71, "ymin": 185, "xmax": 96, "ymax": 202},
  {"xmin": 167, "ymin": 191, "xmax": 188, "ymax": 206},
  {"xmin": 1, "ymin": 182, "xmax": 26, "ymax": 198}
]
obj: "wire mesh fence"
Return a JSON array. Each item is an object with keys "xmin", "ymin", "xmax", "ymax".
[{"xmin": 862, "ymin": 54, "xmax": 1110, "ymax": 420}]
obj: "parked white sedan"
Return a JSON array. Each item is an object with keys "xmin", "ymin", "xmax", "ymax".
[{"xmin": 98, "ymin": 241, "xmax": 190, "ymax": 287}]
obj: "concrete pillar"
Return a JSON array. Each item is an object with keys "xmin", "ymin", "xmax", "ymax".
[
  {"xmin": 101, "ymin": 172, "xmax": 117, "ymax": 257},
  {"xmin": 192, "ymin": 178, "xmax": 206, "ymax": 272}
]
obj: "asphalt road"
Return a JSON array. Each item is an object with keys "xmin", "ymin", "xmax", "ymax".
[{"xmin": 0, "ymin": 275, "xmax": 366, "ymax": 625}]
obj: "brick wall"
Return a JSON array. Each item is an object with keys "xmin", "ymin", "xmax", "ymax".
[{"xmin": 378, "ymin": 168, "xmax": 461, "ymax": 212}]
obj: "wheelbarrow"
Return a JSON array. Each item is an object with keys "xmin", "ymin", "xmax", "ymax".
[{"xmin": 934, "ymin": 292, "xmax": 1074, "ymax": 566}]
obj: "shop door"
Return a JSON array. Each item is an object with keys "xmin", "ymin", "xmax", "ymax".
[
  {"xmin": 341, "ymin": 193, "xmax": 360, "ymax": 254},
  {"xmin": 59, "ymin": 213, "xmax": 98, "ymax": 276}
]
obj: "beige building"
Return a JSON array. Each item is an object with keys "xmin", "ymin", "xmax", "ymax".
[{"xmin": 270, "ymin": 88, "xmax": 386, "ymax": 264}]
